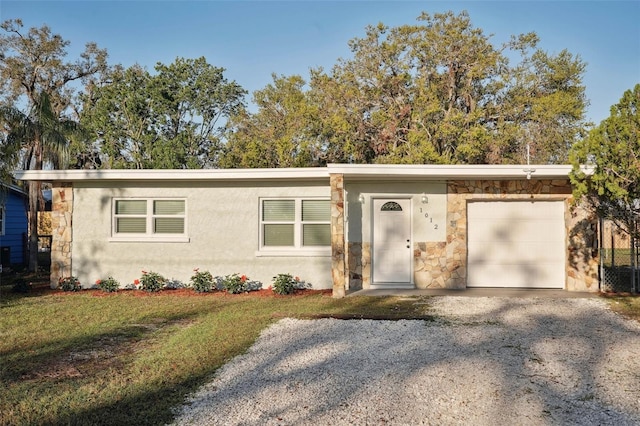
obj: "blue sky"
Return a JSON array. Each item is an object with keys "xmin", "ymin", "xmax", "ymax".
[{"xmin": 1, "ymin": 1, "xmax": 638, "ymax": 124}]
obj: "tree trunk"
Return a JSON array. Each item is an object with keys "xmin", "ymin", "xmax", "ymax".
[
  {"xmin": 27, "ymin": 180, "xmax": 40, "ymax": 272},
  {"xmin": 28, "ymin": 134, "xmax": 44, "ymax": 272}
]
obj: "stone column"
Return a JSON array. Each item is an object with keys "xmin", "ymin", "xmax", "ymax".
[
  {"xmin": 330, "ymin": 173, "xmax": 346, "ymax": 298},
  {"xmin": 50, "ymin": 183, "xmax": 73, "ymax": 288}
]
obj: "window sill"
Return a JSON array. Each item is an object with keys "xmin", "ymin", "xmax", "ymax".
[
  {"xmin": 255, "ymin": 248, "xmax": 331, "ymax": 257},
  {"xmin": 108, "ymin": 236, "xmax": 190, "ymax": 243}
]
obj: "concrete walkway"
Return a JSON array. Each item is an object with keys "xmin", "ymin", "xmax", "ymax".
[{"xmin": 346, "ymin": 287, "xmax": 599, "ymax": 298}]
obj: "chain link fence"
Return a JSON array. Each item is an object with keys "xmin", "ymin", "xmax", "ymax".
[{"xmin": 600, "ymin": 218, "xmax": 639, "ymax": 292}]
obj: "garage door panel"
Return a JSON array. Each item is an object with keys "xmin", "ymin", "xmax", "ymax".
[
  {"xmin": 468, "ymin": 262, "xmax": 565, "ymax": 288},
  {"xmin": 468, "ymin": 201, "xmax": 565, "ymax": 289},
  {"xmin": 469, "ymin": 242, "xmax": 564, "ymax": 264},
  {"xmin": 512, "ymin": 242, "xmax": 565, "ymax": 261},
  {"xmin": 469, "ymin": 226, "xmax": 563, "ymax": 245}
]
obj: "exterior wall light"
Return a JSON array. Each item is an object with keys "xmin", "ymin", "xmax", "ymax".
[
  {"xmin": 421, "ymin": 193, "xmax": 428, "ymax": 204},
  {"xmin": 523, "ymin": 168, "xmax": 536, "ymax": 180},
  {"xmin": 358, "ymin": 194, "xmax": 365, "ymax": 204}
]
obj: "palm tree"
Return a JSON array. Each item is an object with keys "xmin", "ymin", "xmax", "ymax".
[{"xmin": 0, "ymin": 91, "xmax": 78, "ymax": 272}]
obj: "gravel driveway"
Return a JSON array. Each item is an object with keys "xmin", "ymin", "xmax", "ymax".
[{"xmin": 172, "ymin": 297, "xmax": 640, "ymax": 425}]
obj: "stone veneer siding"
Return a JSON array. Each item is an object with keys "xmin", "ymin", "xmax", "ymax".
[
  {"xmin": 330, "ymin": 174, "xmax": 346, "ymax": 298},
  {"xmin": 347, "ymin": 242, "xmax": 369, "ymax": 291},
  {"xmin": 50, "ymin": 183, "xmax": 73, "ymax": 288},
  {"xmin": 345, "ymin": 179, "xmax": 599, "ymax": 292}
]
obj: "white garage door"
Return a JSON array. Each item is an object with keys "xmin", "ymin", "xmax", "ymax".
[{"xmin": 467, "ymin": 201, "xmax": 565, "ymax": 288}]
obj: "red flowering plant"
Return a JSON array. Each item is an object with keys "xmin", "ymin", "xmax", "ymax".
[
  {"xmin": 138, "ymin": 270, "xmax": 166, "ymax": 292},
  {"xmin": 220, "ymin": 273, "xmax": 261, "ymax": 294},
  {"xmin": 189, "ymin": 268, "xmax": 216, "ymax": 293},
  {"xmin": 96, "ymin": 276, "xmax": 120, "ymax": 293},
  {"xmin": 272, "ymin": 274, "xmax": 310, "ymax": 294},
  {"xmin": 59, "ymin": 276, "xmax": 81, "ymax": 292}
]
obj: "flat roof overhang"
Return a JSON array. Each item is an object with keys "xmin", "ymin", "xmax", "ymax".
[
  {"xmin": 12, "ymin": 167, "xmax": 330, "ymax": 183},
  {"xmin": 326, "ymin": 164, "xmax": 584, "ymax": 181},
  {"xmin": 13, "ymin": 164, "xmax": 592, "ymax": 183}
]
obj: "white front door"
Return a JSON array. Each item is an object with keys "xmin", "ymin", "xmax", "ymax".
[{"xmin": 372, "ymin": 198, "xmax": 412, "ymax": 284}]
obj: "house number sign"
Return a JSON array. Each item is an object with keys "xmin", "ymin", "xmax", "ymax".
[
  {"xmin": 419, "ymin": 207, "xmax": 439, "ymax": 230},
  {"xmin": 415, "ymin": 186, "xmax": 446, "ymax": 241}
]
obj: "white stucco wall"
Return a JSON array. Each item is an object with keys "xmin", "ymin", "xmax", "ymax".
[{"xmin": 71, "ymin": 180, "xmax": 332, "ymax": 289}]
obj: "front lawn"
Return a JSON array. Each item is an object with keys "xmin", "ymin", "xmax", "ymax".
[
  {"xmin": 0, "ymin": 284, "xmax": 431, "ymax": 425},
  {"xmin": 3, "ymin": 276, "xmax": 639, "ymax": 426}
]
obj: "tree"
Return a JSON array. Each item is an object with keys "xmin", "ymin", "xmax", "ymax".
[
  {"xmin": 78, "ymin": 64, "xmax": 155, "ymax": 169},
  {"xmin": 0, "ymin": 19, "xmax": 108, "ymax": 115},
  {"xmin": 79, "ymin": 57, "xmax": 246, "ymax": 169},
  {"xmin": 501, "ymin": 46, "xmax": 587, "ymax": 164},
  {"xmin": 221, "ymin": 74, "xmax": 320, "ymax": 168},
  {"xmin": 570, "ymin": 84, "xmax": 640, "ymax": 238},
  {"xmin": 0, "ymin": 92, "xmax": 79, "ymax": 271},
  {"xmin": 0, "ymin": 18, "xmax": 108, "ymax": 271},
  {"xmin": 322, "ymin": 12, "xmax": 507, "ymax": 164},
  {"xmin": 224, "ymin": 10, "xmax": 587, "ymax": 166},
  {"xmin": 151, "ymin": 57, "xmax": 246, "ymax": 168}
]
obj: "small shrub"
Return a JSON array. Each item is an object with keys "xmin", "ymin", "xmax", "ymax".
[
  {"xmin": 190, "ymin": 269, "xmax": 215, "ymax": 293},
  {"xmin": 272, "ymin": 274, "xmax": 311, "ymax": 294},
  {"xmin": 272, "ymin": 273, "xmax": 296, "ymax": 295},
  {"xmin": 245, "ymin": 277, "xmax": 263, "ymax": 292},
  {"xmin": 295, "ymin": 276, "xmax": 312, "ymax": 290},
  {"xmin": 125, "ymin": 280, "xmax": 140, "ymax": 290},
  {"xmin": 59, "ymin": 276, "xmax": 81, "ymax": 292},
  {"xmin": 139, "ymin": 270, "xmax": 166, "ymax": 292},
  {"xmin": 221, "ymin": 273, "xmax": 248, "ymax": 294},
  {"xmin": 96, "ymin": 276, "xmax": 119, "ymax": 293},
  {"xmin": 164, "ymin": 279, "xmax": 185, "ymax": 290},
  {"xmin": 219, "ymin": 274, "xmax": 262, "ymax": 294}
]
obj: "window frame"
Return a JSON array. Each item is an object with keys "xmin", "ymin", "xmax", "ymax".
[
  {"xmin": 257, "ymin": 197, "xmax": 331, "ymax": 257},
  {"xmin": 110, "ymin": 198, "xmax": 189, "ymax": 243}
]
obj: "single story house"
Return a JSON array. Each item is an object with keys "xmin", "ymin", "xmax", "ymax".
[
  {"xmin": 14, "ymin": 164, "xmax": 599, "ymax": 296},
  {"xmin": 0, "ymin": 183, "xmax": 28, "ymax": 269}
]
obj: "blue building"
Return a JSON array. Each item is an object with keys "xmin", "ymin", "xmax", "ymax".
[{"xmin": 0, "ymin": 184, "xmax": 28, "ymax": 269}]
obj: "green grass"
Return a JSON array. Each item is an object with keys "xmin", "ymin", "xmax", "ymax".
[
  {"xmin": 0, "ymin": 282, "xmax": 433, "ymax": 425},
  {"xmin": 602, "ymin": 294, "xmax": 640, "ymax": 322}
]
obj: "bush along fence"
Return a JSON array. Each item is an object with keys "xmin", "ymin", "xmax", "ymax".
[{"xmin": 55, "ymin": 269, "xmax": 312, "ymax": 295}]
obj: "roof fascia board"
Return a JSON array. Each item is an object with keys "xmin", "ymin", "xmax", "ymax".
[
  {"xmin": 13, "ymin": 164, "xmax": 591, "ymax": 183},
  {"xmin": 12, "ymin": 168, "xmax": 330, "ymax": 182},
  {"xmin": 327, "ymin": 164, "xmax": 577, "ymax": 179},
  {"xmin": 1, "ymin": 182, "xmax": 27, "ymax": 195}
]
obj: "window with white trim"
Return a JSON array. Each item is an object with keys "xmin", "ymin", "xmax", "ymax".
[
  {"xmin": 112, "ymin": 198, "xmax": 186, "ymax": 240},
  {"xmin": 260, "ymin": 198, "xmax": 330, "ymax": 250}
]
